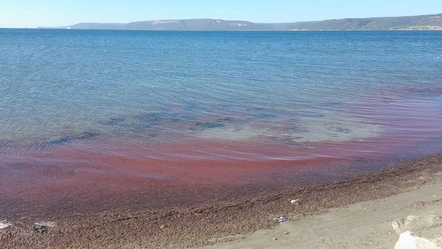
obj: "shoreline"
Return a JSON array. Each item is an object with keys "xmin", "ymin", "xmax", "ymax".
[
  {"xmin": 199, "ymin": 167, "xmax": 442, "ymax": 249},
  {"xmin": 1, "ymin": 153, "xmax": 441, "ymax": 248}
]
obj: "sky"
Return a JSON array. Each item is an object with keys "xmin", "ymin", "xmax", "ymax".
[{"xmin": 0, "ymin": 0, "xmax": 441, "ymax": 28}]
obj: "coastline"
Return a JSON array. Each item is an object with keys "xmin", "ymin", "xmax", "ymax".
[
  {"xmin": 1, "ymin": 153, "xmax": 441, "ymax": 248},
  {"xmin": 199, "ymin": 167, "xmax": 442, "ymax": 249},
  {"xmin": 1, "ymin": 25, "xmax": 442, "ymax": 249}
]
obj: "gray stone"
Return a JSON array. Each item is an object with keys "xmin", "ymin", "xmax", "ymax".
[
  {"xmin": 33, "ymin": 225, "xmax": 48, "ymax": 233},
  {"xmin": 394, "ymin": 231, "xmax": 441, "ymax": 249}
]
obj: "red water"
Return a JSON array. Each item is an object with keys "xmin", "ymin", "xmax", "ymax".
[{"xmin": 1, "ymin": 89, "xmax": 442, "ymax": 218}]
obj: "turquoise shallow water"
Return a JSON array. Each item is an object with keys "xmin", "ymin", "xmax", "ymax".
[{"xmin": 0, "ymin": 29, "xmax": 442, "ymax": 158}]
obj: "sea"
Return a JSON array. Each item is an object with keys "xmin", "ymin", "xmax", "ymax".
[{"xmin": 1, "ymin": 29, "xmax": 442, "ymax": 216}]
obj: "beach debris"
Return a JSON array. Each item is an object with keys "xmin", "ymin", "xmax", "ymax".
[
  {"xmin": 290, "ymin": 199, "xmax": 300, "ymax": 204},
  {"xmin": 394, "ymin": 231, "xmax": 441, "ymax": 249},
  {"xmin": 284, "ymin": 232, "xmax": 290, "ymax": 235},
  {"xmin": 392, "ymin": 215, "xmax": 442, "ymax": 235},
  {"xmin": 34, "ymin": 221, "xmax": 57, "ymax": 228},
  {"xmin": 160, "ymin": 224, "xmax": 167, "ymax": 229},
  {"xmin": 273, "ymin": 216, "xmax": 288, "ymax": 223},
  {"xmin": 0, "ymin": 220, "xmax": 11, "ymax": 229},
  {"xmin": 33, "ymin": 225, "xmax": 48, "ymax": 234},
  {"xmin": 33, "ymin": 221, "xmax": 56, "ymax": 234}
]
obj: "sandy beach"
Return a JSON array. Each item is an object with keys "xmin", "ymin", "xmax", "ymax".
[
  {"xmin": 199, "ymin": 164, "xmax": 442, "ymax": 249},
  {"xmin": 0, "ymin": 154, "xmax": 441, "ymax": 248}
]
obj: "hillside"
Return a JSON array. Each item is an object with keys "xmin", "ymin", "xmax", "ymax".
[
  {"xmin": 287, "ymin": 13, "xmax": 442, "ymax": 30},
  {"xmin": 67, "ymin": 14, "xmax": 442, "ymax": 31}
]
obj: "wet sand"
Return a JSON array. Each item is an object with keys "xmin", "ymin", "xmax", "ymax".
[{"xmin": 1, "ymin": 153, "xmax": 441, "ymax": 248}]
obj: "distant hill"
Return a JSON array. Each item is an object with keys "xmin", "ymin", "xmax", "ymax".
[
  {"xmin": 286, "ymin": 14, "xmax": 442, "ymax": 31},
  {"xmin": 66, "ymin": 14, "xmax": 442, "ymax": 31},
  {"xmin": 68, "ymin": 19, "xmax": 278, "ymax": 31}
]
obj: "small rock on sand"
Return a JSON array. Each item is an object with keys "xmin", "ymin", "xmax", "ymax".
[
  {"xmin": 290, "ymin": 199, "xmax": 300, "ymax": 204},
  {"xmin": 394, "ymin": 231, "xmax": 441, "ymax": 249},
  {"xmin": 273, "ymin": 216, "xmax": 288, "ymax": 223},
  {"xmin": 0, "ymin": 220, "xmax": 11, "ymax": 229},
  {"xmin": 33, "ymin": 225, "xmax": 48, "ymax": 234},
  {"xmin": 33, "ymin": 221, "xmax": 56, "ymax": 234},
  {"xmin": 34, "ymin": 221, "xmax": 57, "ymax": 227}
]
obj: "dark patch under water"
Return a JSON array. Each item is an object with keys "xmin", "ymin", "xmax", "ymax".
[
  {"xmin": 100, "ymin": 117, "xmax": 127, "ymax": 126},
  {"xmin": 191, "ymin": 117, "xmax": 234, "ymax": 131},
  {"xmin": 43, "ymin": 132, "xmax": 100, "ymax": 146},
  {"xmin": 320, "ymin": 102, "xmax": 344, "ymax": 107},
  {"xmin": 133, "ymin": 113, "xmax": 166, "ymax": 129},
  {"xmin": 398, "ymin": 86, "xmax": 442, "ymax": 98},
  {"xmin": 145, "ymin": 134, "xmax": 158, "ymax": 139},
  {"xmin": 46, "ymin": 137, "xmax": 74, "ymax": 146},
  {"xmin": 246, "ymin": 107, "xmax": 266, "ymax": 112},
  {"xmin": 133, "ymin": 112, "xmax": 190, "ymax": 130},
  {"xmin": 253, "ymin": 112, "xmax": 280, "ymax": 119},
  {"xmin": 329, "ymin": 126, "xmax": 351, "ymax": 133}
]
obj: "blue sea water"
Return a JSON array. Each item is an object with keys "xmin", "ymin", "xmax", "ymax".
[{"xmin": 1, "ymin": 29, "xmax": 442, "ymax": 157}]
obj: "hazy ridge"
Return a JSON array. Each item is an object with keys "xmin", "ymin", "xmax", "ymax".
[{"xmin": 67, "ymin": 13, "xmax": 442, "ymax": 31}]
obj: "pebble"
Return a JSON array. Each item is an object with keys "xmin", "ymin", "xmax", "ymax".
[
  {"xmin": 33, "ymin": 225, "xmax": 48, "ymax": 234},
  {"xmin": 273, "ymin": 216, "xmax": 289, "ymax": 223},
  {"xmin": 273, "ymin": 238, "xmax": 278, "ymax": 241},
  {"xmin": 160, "ymin": 224, "xmax": 167, "ymax": 229},
  {"xmin": 0, "ymin": 220, "xmax": 11, "ymax": 229},
  {"xmin": 290, "ymin": 199, "xmax": 300, "ymax": 204},
  {"xmin": 34, "ymin": 221, "xmax": 57, "ymax": 227},
  {"xmin": 284, "ymin": 232, "xmax": 290, "ymax": 235},
  {"xmin": 32, "ymin": 221, "xmax": 56, "ymax": 234}
]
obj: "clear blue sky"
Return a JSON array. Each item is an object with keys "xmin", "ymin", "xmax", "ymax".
[{"xmin": 1, "ymin": 0, "xmax": 441, "ymax": 28}]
